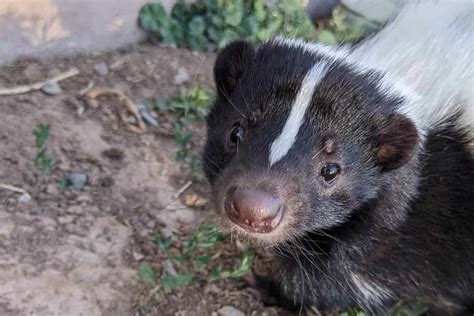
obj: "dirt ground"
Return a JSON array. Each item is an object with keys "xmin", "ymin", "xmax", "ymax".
[{"xmin": 0, "ymin": 45, "xmax": 288, "ymax": 316}]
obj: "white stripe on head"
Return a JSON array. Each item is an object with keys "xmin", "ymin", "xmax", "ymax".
[{"xmin": 269, "ymin": 62, "xmax": 328, "ymax": 166}]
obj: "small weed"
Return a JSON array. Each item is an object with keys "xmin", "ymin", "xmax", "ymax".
[
  {"xmin": 139, "ymin": 225, "xmax": 426, "ymax": 314},
  {"xmin": 32, "ymin": 124, "xmax": 53, "ymax": 175},
  {"xmin": 137, "ymin": 223, "xmax": 254, "ymax": 300},
  {"xmin": 146, "ymin": 87, "xmax": 214, "ymax": 176},
  {"xmin": 138, "ymin": 263, "xmax": 158, "ymax": 286},
  {"xmin": 153, "ymin": 232, "xmax": 172, "ymax": 252}
]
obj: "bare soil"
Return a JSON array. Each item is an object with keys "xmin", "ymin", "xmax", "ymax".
[{"xmin": 0, "ymin": 45, "xmax": 287, "ymax": 316}]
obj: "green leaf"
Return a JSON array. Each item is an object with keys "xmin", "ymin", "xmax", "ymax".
[
  {"xmin": 138, "ymin": 3, "xmax": 178, "ymax": 45},
  {"xmin": 207, "ymin": 26, "xmax": 223, "ymax": 42},
  {"xmin": 223, "ymin": 0, "xmax": 244, "ymax": 27},
  {"xmin": 175, "ymin": 129, "xmax": 193, "ymax": 145},
  {"xmin": 188, "ymin": 16, "xmax": 206, "ymax": 35},
  {"xmin": 196, "ymin": 241, "xmax": 219, "ymax": 248},
  {"xmin": 241, "ymin": 16, "xmax": 260, "ymax": 37},
  {"xmin": 33, "ymin": 124, "xmax": 50, "ymax": 148},
  {"xmin": 138, "ymin": 3, "xmax": 167, "ymax": 31},
  {"xmin": 195, "ymin": 254, "xmax": 210, "ymax": 266},
  {"xmin": 217, "ymin": 251, "xmax": 255, "ymax": 279},
  {"xmin": 210, "ymin": 266, "xmax": 222, "ymax": 278},
  {"xmin": 173, "ymin": 254, "xmax": 186, "ymax": 263},
  {"xmin": 253, "ymin": 0, "xmax": 266, "ymax": 22},
  {"xmin": 317, "ymin": 30, "xmax": 337, "ymax": 45},
  {"xmin": 175, "ymin": 148, "xmax": 190, "ymax": 161},
  {"xmin": 188, "ymin": 34, "xmax": 208, "ymax": 51},
  {"xmin": 170, "ymin": 2, "xmax": 190, "ymax": 26},
  {"xmin": 216, "ymin": 28, "xmax": 240, "ymax": 48},
  {"xmin": 161, "ymin": 271, "xmax": 194, "ymax": 293},
  {"xmin": 152, "ymin": 232, "xmax": 172, "ymax": 252},
  {"xmin": 58, "ymin": 178, "xmax": 67, "ymax": 193},
  {"xmin": 189, "ymin": 155, "xmax": 202, "ymax": 173},
  {"xmin": 137, "ymin": 263, "xmax": 157, "ymax": 286}
]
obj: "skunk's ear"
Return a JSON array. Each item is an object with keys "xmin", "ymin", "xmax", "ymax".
[
  {"xmin": 376, "ymin": 113, "xmax": 419, "ymax": 170},
  {"xmin": 214, "ymin": 41, "xmax": 255, "ymax": 99}
]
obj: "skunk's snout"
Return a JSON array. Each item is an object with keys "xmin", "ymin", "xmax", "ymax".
[{"xmin": 224, "ymin": 187, "xmax": 283, "ymax": 233}]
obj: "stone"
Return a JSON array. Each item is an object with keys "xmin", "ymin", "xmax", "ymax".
[
  {"xmin": 173, "ymin": 68, "xmax": 189, "ymax": 85},
  {"xmin": 163, "ymin": 259, "xmax": 177, "ymax": 276},
  {"xmin": 46, "ymin": 183, "xmax": 59, "ymax": 195},
  {"xmin": 41, "ymin": 80, "xmax": 62, "ymax": 95},
  {"xmin": 132, "ymin": 251, "xmax": 145, "ymax": 261},
  {"xmin": 94, "ymin": 62, "xmax": 109, "ymax": 76},
  {"xmin": 18, "ymin": 193, "xmax": 32, "ymax": 203},
  {"xmin": 217, "ymin": 306, "xmax": 244, "ymax": 316},
  {"xmin": 58, "ymin": 215, "xmax": 75, "ymax": 224},
  {"xmin": 65, "ymin": 173, "xmax": 87, "ymax": 190}
]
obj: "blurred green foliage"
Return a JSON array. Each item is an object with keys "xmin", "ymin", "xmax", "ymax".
[
  {"xmin": 139, "ymin": 0, "xmax": 317, "ymax": 51},
  {"xmin": 146, "ymin": 87, "xmax": 214, "ymax": 176}
]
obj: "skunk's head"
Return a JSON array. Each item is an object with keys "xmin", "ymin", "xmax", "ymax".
[{"xmin": 202, "ymin": 38, "xmax": 419, "ymax": 245}]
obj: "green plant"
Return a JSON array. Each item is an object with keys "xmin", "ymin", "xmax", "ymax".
[
  {"xmin": 315, "ymin": 7, "xmax": 367, "ymax": 45},
  {"xmin": 138, "ymin": 263, "xmax": 158, "ymax": 286},
  {"xmin": 138, "ymin": 0, "xmax": 315, "ymax": 51},
  {"xmin": 32, "ymin": 124, "xmax": 53, "ymax": 174},
  {"xmin": 147, "ymin": 87, "xmax": 214, "ymax": 176},
  {"xmin": 137, "ymin": 223, "xmax": 255, "ymax": 300}
]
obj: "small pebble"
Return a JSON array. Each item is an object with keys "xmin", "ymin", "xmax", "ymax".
[
  {"xmin": 126, "ymin": 115, "xmax": 136, "ymax": 124},
  {"xmin": 174, "ymin": 68, "xmax": 190, "ymax": 85},
  {"xmin": 46, "ymin": 183, "xmax": 59, "ymax": 195},
  {"xmin": 138, "ymin": 104, "xmax": 158, "ymax": 128},
  {"xmin": 163, "ymin": 259, "xmax": 177, "ymax": 276},
  {"xmin": 58, "ymin": 215, "xmax": 75, "ymax": 224},
  {"xmin": 41, "ymin": 80, "xmax": 62, "ymax": 95},
  {"xmin": 65, "ymin": 173, "xmax": 87, "ymax": 190},
  {"xmin": 217, "ymin": 306, "xmax": 244, "ymax": 316},
  {"xmin": 94, "ymin": 62, "xmax": 109, "ymax": 76},
  {"xmin": 132, "ymin": 251, "xmax": 145, "ymax": 261},
  {"xmin": 18, "ymin": 193, "xmax": 32, "ymax": 203}
]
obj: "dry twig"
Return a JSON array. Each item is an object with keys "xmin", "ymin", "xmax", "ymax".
[
  {"xmin": 0, "ymin": 68, "xmax": 80, "ymax": 96},
  {"xmin": 0, "ymin": 183, "xmax": 27, "ymax": 194},
  {"xmin": 85, "ymin": 88, "xmax": 146, "ymax": 134}
]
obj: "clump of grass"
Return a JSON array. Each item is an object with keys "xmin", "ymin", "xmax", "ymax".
[
  {"xmin": 137, "ymin": 223, "xmax": 254, "ymax": 301},
  {"xmin": 32, "ymin": 124, "xmax": 53, "ymax": 175},
  {"xmin": 146, "ymin": 87, "xmax": 214, "ymax": 176}
]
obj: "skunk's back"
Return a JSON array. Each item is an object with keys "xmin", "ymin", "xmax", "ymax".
[{"xmin": 352, "ymin": 1, "xmax": 474, "ymax": 136}]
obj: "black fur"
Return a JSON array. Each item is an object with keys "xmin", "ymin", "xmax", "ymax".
[{"xmin": 202, "ymin": 40, "xmax": 474, "ymax": 315}]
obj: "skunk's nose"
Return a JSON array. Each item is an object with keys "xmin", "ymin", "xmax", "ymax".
[{"xmin": 225, "ymin": 188, "xmax": 283, "ymax": 233}]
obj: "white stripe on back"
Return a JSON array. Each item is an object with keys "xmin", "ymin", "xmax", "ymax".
[{"xmin": 269, "ymin": 62, "xmax": 328, "ymax": 166}]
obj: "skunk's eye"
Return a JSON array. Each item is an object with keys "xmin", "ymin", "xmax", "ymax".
[
  {"xmin": 321, "ymin": 163, "xmax": 341, "ymax": 183},
  {"xmin": 229, "ymin": 123, "xmax": 245, "ymax": 145}
]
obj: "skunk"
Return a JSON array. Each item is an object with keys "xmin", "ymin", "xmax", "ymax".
[{"xmin": 202, "ymin": 1, "xmax": 474, "ymax": 314}]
